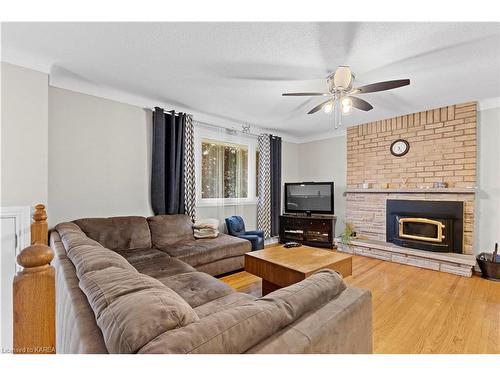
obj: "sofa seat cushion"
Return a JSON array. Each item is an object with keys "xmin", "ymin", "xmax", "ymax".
[
  {"xmin": 195, "ymin": 255, "xmax": 244, "ymax": 276},
  {"xmin": 160, "ymin": 234, "xmax": 251, "ymax": 267},
  {"xmin": 148, "ymin": 214, "xmax": 194, "ymax": 248},
  {"xmin": 55, "ymin": 222, "xmax": 137, "ymax": 278},
  {"xmin": 157, "ymin": 271, "xmax": 235, "ymax": 308},
  {"xmin": 79, "ymin": 267, "xmax": 199, "ymax": 354},
  {"xmin": 194, "ymin": 292, "xmax": 257, "ymax": 319},
  {"xmin": 115, "ymin": 247, "xmax": 169, "ymax": 264},
  {"xmin": 138, "ymin": 269, "xmax": 347, "ymax": 354},
  {"xmin": 117, "ymin": 248, "xmax": 196, "ymax": 278},
  {"xmin": 73, "ymin": 216, "xmax": 151, "ymax": 251}
]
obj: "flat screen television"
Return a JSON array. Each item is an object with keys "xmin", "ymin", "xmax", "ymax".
[{"xmin": 284, "ymin": 182, "xmax": 334, "ymax": 215}]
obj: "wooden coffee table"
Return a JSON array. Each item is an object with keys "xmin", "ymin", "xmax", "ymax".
[{"xmin": 245, "ymin": 245, "xmax": 352, "ymax": 295}]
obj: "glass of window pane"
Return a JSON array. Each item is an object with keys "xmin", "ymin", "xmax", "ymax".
[
  {"xmin": 201, "ymin": 139, "xmax": 248, "ymax": 199},
  {"xmin": 201, "ymin": 142, "xmax": 220, "ymax": 198}
]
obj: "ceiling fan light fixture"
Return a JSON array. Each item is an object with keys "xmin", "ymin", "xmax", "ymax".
[
  {"xmin": 323, "ymin": 101, "xmax": 334, "ymax": 113},
  {"xmin": 281, "ymin": 66, "xmax": 410, "ymax": 130},
  {"xmin": 333, "ymin": 66, "xmax": 353, "ymax": 90},
  {"xmin": 341, "ymin": 97, "xmax": 353, "ymax": 115}
]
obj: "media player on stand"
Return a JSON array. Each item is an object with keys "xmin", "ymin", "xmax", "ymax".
[{"xmin": 284, "ymin": 242, "xmax": 302, "ymax": 248}]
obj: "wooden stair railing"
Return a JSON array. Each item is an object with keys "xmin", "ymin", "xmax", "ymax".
[{"xmin": 12, "ymin": 204, "xmax": 55, "ymax": 354}]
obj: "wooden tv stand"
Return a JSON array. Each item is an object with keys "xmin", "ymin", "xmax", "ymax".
[{"xmin": 279, "ymin": 214, "xmax": 337, "ymax": 249}]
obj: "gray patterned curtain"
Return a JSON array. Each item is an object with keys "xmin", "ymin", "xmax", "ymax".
[
  {"xmin": 184, "ymin": 114, "xmax": 196, "ymax": 221},
  {"xmin": 257, "ymin": 134, "xmax": 271, "ymax": 239}
]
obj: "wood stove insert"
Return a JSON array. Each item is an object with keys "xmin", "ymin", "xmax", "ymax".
[{"xmin": 386, "ymin": 200, "xmax": 464, "ymax": 254}]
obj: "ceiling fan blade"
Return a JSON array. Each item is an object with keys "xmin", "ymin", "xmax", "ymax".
[
  {"xmin": 350, "ymin": 96, "xmax": 373, "ymax": 111},
  {"xmin": 308, "ymin": 99, "xmax": 334, "ymax": 114},
  {"xmin": 282, "ymin": 92, "xmax": 330, "ymax": 96},
  {"xmin": 354, "ymin": 79, "xmax": 410, "ymax": 94}
]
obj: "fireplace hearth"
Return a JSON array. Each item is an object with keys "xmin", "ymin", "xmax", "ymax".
[{"xmin": 386, "ymin": 200, "xmax": 464, "ymax": 254}]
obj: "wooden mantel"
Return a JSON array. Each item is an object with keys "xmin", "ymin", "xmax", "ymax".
[
  {"xmin": 345, "ymin": 187, "xmax": 476, "ymax": 194},
  {"xmin": 12, "ymin": 204, "xmax": 55, "ymax": 354}
]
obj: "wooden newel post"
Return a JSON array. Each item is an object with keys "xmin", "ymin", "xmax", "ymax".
[
  {"xmin": 12, "ymin": 204, "xmax": 55, "ymax": 354},
  {"xmin": 31, "ymin": 204, "xmax": 48, "ymax": 245}
]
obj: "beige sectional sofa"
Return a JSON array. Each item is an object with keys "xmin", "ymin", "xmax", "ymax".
[{"xmin": 51, "ymin": 214, "xmax": 373, "ymax": 354}]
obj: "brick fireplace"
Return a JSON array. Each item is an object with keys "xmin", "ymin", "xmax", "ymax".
[{"xmin": 338, "ymin": 102, "xmax": 477, "ymax": 277}]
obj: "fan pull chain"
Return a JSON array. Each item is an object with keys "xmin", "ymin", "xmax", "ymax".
[{"xmin": 333, "ymin": 99, "xmax": 342, "ymax": 130}]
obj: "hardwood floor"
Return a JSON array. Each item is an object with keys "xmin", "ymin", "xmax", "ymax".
[
  {"xmin": 219, "ymin": 271, "xmax": 262, "ymax": 297},
  {"xmin": 220, "ymin": 253, "xmax": 500, "ymax": 354}
]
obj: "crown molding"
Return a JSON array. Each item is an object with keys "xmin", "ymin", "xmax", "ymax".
[
  {"xmin": 1, "ymin": 49, "xmax": 52, "ymax": 74},
  {"xmin": 478, "ymin": 97, "xmax": 500, "ymax": 111},
  {"xmin": 294, "ymin": 98, "xmax": 500, "ymax": 144},
  {"xmin": 296, "ymin": 128, "xmax": 347, "ymax": 143}
]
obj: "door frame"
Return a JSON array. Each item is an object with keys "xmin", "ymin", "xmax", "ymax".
[
  {"xmin": 0, "ymin": 206, "xmax": 31, "ymax": 266},
  {"xmin": 0, "ymin": 205, "xmax": 31, "ymax": 351}
]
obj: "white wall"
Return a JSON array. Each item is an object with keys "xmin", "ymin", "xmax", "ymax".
[
  {"xmin": 48, "ymin": 87, "xmax": 153, "ymax": 225},
  {"xmin": 297, "ymin": 136, "xmax": 347, "ymax": 236},
  {"xmin": 476, "ymin": 107, "xmax": 500, "ymax": 253},
  {"xmin": 1, "ymin": 62, "xmax": 48, "ymax": 207},
  {"xmin": 282, "ymin": 141, "xmax": 299, "ymax": 183},
  {"xmin": 281, "ymin": 140, "xmax": 300, "ymax": 218}
]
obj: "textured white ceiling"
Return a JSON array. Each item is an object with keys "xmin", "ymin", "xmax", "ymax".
[{"xmin": 2, "ymin": 22, "xmax": 499, "ymax": 138}]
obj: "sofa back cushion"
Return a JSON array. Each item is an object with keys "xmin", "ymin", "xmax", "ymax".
[
  {"xmin": 73, "ymin": 216, "xmax": 152, "ymax": 251},
  {"xmin": 148, "ymin": 215, "xmax": 193, "ymax": 248},
  {"xmin": 79, "ymin": 267, "xmax": 199, "ymax": 353},
  {"xmin": 55, "ymin": 222, "xmax": 137, "ymax": 278}
]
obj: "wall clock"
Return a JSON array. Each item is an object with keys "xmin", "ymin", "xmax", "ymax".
[{"xmin": 390, "ymin": 139, "xmax": 410, "ymax": 157}]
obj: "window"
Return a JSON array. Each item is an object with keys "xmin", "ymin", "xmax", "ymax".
[
  {"xmin": 201, "ymin": 139, "xmax": 249, "ymax": 199},
  {"xmin": 196, "ymin": 128, "xmax": 258, "ymax": 206}
]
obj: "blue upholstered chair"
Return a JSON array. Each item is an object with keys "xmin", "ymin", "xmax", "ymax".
[{"xmin": 225, "ymin": 216, "xmax": 264, "ymax": 251}]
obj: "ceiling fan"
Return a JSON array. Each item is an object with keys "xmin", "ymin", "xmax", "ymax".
[{"xmin": 282, "ymin": 66, "xmax": 410, "ymax": 128}]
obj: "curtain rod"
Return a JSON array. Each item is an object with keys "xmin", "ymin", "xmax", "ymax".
[
  {"xmin": 152, "ymin": 107, "xmax": 183, "ymax": 115},
  {"xmin": 193, "ymin": 120, "xmax": 261, "ymax": 138},
  {"xmin": 151, "ymin": 107, "xmax": 262, "ymax": 138}
]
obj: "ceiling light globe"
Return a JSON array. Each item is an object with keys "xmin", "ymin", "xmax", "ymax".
[
  {"xmin": 333, "ymin": 66, "xmax": 352, "ymax": 90},
  {"xmin": 341, "ymin": 97, "xmax": 353, "ymax": 115},
  {"xmin": 323, "ymin": 101, "xmax": 334, "ymax": 113}
]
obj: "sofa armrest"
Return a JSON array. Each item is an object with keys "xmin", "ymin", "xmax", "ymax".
[
  {"xmin": 246, "ymin": 287, "xmax": 373, "ymax": 354},
  {"xmin": 245, "ymin": 230, "xmax": 264, "ymax": 240},
  {"xmin": 237, "ymin": 234, "xmax": 259, "ymax": 241},
  {"xmin": 237, "ymin": 234, "xmax": 261, "ymax": 250},
  {"xmin": 138, "ymin": 270, "xmax": 346, "ymax": 353}
]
